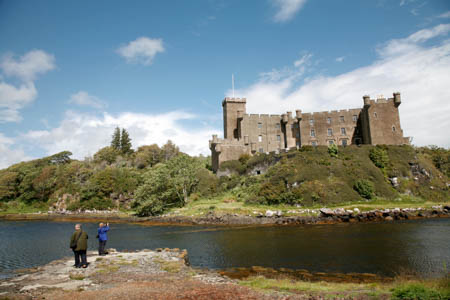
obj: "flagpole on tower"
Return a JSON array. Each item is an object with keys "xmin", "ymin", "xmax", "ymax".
[{"xmin": 232, "ymin": 74, "xmax": 235, "ymax": 98}]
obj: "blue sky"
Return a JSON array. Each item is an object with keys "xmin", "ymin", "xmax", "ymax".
[{"xmin": 1, "ymin": 0, "xmax": 449, "ymax": 168}]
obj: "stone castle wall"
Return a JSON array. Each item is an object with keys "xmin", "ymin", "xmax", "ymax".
[{"xmin": 210, "ymin": 93, "xmax": 409, "ymax": 172}]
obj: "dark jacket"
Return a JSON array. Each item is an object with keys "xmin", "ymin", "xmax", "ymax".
[
  {"xmin": 70, "ymin": 230, "xmax": 88, "ymax": 251},
  {"xmin": 97, "ymin": 226, "xmax": 109, "ymax": 241}
]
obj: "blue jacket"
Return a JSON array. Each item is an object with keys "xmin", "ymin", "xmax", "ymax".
[{"xmin": 98, "ymin": 226, "xmax": 109, "ymax": 241}]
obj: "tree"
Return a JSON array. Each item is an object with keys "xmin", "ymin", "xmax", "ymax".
[
  {"xmin": 133, "ymin": 154, "xmax": 202, "ymax": 216},
  {"xmin": 166, "ymin": 155, "xmax": 202, "ymax": 204},
  {"xmin": 94, "ymin": 146, "xmax": 120, "ymax": 165},
  {"xmin": 161, "ymin": 140, "xmax": 179, "ymax": 161},
  {"xmin": 120, "ymin": 128, "xmax": 133, "ymax": 154},
  {"xmin": 111, "ymin": 127, "xmax": 121, "ymax": 150}
]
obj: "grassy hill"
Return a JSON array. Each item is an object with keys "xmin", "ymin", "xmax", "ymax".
[{"xmin": 0, "ymin": 143, "xmax": 448, "ymax": 216}]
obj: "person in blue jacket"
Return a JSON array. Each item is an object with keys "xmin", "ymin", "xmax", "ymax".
[{"xmin": 97, "ymin": 222, "xmax": 109, "ymax": 255}]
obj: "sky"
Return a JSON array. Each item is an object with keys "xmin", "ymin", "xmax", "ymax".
[{"xmin": 1, "ymin": 0, "xmax": 450, "ymax": 169}]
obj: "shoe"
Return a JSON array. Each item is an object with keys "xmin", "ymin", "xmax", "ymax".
[
  {"xmin": 82, "ymin": 265, "xmax": 88, "ymax": 268},
  {"xmin": 75, "ymin": 265, "xmax": 81, "ymax": 268}
]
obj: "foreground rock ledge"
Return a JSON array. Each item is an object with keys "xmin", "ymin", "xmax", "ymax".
[{"xmin": 0, "ymin": 249, "xmax": 297, "ymax": 300}]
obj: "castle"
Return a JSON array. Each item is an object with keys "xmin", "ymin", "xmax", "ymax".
[{"xmin": 209, "ymin": 92, "xmax": 410, "ymax": 172}]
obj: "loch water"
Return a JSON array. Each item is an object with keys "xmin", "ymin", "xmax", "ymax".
[{"xmin": 0, "ymin": 218, "xmax": 449, "ymax": 279}]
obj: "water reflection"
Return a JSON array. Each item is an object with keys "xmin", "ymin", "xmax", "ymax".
[{"xmin": 0, "ymin": 219, "xmax": 448, "ymax": 279}]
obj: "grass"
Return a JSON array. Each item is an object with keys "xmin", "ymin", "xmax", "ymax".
[
  {"xmin": 167, "ymin": 192, "xmax": 448, "ymax": 218},
  {"xmin": 239, "ymin": 275, "xmax": 450, "ymax": 299},
  {"xmin": 69, "ymin": 273, "xmax": 86, "ymax": 280},
  {"xmin": 154, "ymin": 258, "xmax": 182, "ymax": 273}
]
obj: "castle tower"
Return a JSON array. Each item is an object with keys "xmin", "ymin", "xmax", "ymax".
[
  {"xmin": 361, "ymin": 92, "xmax": 409, "ymax": 145},
  {"xmin": 222, "ymin": 97, "xmax": 246, "ymax": 139}
]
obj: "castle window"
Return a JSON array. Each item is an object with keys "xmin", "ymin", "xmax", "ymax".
[
  {"xmin": 327, "ymin": 128, "xmax": 333, "ymax": 136},
  {"xmin": 374, "ymin": 112, "xmax": 377, "ymax": 118},
  {"xmin": 258, "ymin": 148, "xmax": 264, "ymax": 153},
  {"xmin": 327, "ymin": 117, "xmax": 331, "ymax": 124},
  {"xmin": 258, "ymin": 135, "xmax": 262, "ymax": 142},
  {"xmin": 342, "ymin": 139, "xmax": 348, "ymax": 146},
  {"xmin": 296, "ymin": 132, "xmax": 300, "ymax": 138},
  {"xmin": 392, "ymin": 126, "xmax": 396, "ymax": 132},
  {"xmin": 257, "ymin": 122, "xmax": 262, "ymax": 129},
  {"xmin": 275, "ymin": 123, "xmax": 280, "ymax": 129},
  {"xmin": 328, "ymin": 140, "xmax": 335, "ymax": 145},
  {"xmin": 340, "ymin": 116, "xmax": 345, "ymax": 122},
  {"xmin": 309, "ymin": 119, "xmax": 314, "ymax": 125},
  {"xmin": 291, "ymin": 124, "xmax": 295, "ymax": 129},
  {"xmin": 311, "ymin": 141, "xmax": 317, "ymax": 146},
  {"xmin": 341, "ymin": 128, "xmax": 346, "ymax": 135},
  {"xmin": 277, "ymin": 135, "xmax": 281, "ymax": 141},
  {"xmin": 310, "ymin": 129, "xmax": 315, "ymax": 137},
  {"xmin": 294, "ymin": 123, "xmax": 299, "ymax": 128},
  {"xmin": 353, "ymin": 115, "xmax": 357, "ymax": 122}
]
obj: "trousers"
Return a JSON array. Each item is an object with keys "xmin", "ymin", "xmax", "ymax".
[
  {"xmin": 98, "ymin": 240, "xmax": 107, "ymax": 255},
  {"xmin": 74, "ymin": 250, "xmax": 87, "ymax": 267}
]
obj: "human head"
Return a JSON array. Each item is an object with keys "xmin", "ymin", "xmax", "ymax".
[
  {"xmin": 99, "ymin": 222, "xmax": 104, "ymax": 227},
  {"xmin": 75, "ymin": 224, "xmax": 81, "ymax": 230}
]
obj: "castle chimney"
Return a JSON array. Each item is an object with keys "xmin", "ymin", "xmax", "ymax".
[
  {"xmin": 393, "ymin": 92, "xmax": 401, "ymax": 107},
  {"xmin": 282, "ymin": 114, "xmax": 288, "ymax": 123},
  {"xmin": 295, "ymin": 109, "xmax": 302, "ymax": 120}
]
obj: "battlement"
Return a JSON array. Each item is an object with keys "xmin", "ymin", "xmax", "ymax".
[
  {"xmin": 364, "ymin": 92, "xmax": 401, "ymax": 107},
  {"xmin": 222, "ymin": 97, "xmax": 246, "ymax": 106}
]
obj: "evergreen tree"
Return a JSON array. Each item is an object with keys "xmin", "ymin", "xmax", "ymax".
[
  {"xmin": 111, "ymin": 127, "xmax": 121, "ymax": 150},
  {"xmin": 120, "ymin": 128, "xmax": 133, "ymax": 154}
]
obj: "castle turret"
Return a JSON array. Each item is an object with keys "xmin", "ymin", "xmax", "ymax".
[
  {"xmin": 393, "ymin": 92, "xmax": 401, "ymax": 107},
  {"xmin": 363, "ymin": 95, "xmax": 371, "ymax": 107}
]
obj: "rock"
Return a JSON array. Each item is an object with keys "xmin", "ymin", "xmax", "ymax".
[
  {"xmin": 334, "ymin": 208, "xmax": 346, "ymax": 215},
  {"xmin": 276, "ymin": 210, "xmax": 283, "ymax": 217},
  {"xmin": 353, "ymin": 208, "xmax": 360, "ymax": 213},
  {"xmin": 389, "ymin": 177, "xmax": 399, "ymax": 187},
  {"xmin": 265, "ymin": 210, "xmax": 275, "ymax": 217},
  {"xmin": 385, "ymin": 216, "xmax": 394, "ymax": 221},
  {"xmin": 319, "ymin": 208, "xmax": 334, "ymax": 217}
]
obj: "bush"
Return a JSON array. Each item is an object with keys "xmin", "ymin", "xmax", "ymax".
[
  {"xmin": 219, "ymin": 160, "xmax": 246, "ymax": 174},
  {"xmin": 353, "ymin": 179, "xmax": 374, "ymax": 199},
  {"xmin": 369, "ymin": 146, "xmax": 389, "ymax": 169},
  {"xmin": 391, "ymin": 283, "xmax": 445, "ymax": 300},
  {"xmin": 328, "ymin": 144, "xmax": 338, "ymax": 158}
]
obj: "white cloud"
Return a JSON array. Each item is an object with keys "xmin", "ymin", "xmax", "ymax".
[
  {"xmin": 0, "ymin": 50, "xmax": 54, "ymax": 123},
  {"xmin": 117, "ymin": 37, "xmax": 165, "ymax": 66},
  {"xmin": 438, "ymin": 11, "xmax": 450, "ymax": 19},
  {"xmin": 0, "ymin": 133, "xmax": 32, "ymax": 169},
  {"xmin": 271, "ymin": 0, "xmax": 307, "ymax": 23},
  {"xmin": 229, "ymin": 23, "xmax": 450, "ymax": 147},
  {"xmin": 22, "ymin": 110, "xmax": 217, "ymax": 161},
  {"xmin": 336, "ymin": 56, "xmax": 345, "ymax": 62},
  {"xmin": 68, "ymin": 91, "xmax": 107, "ymax": 109},
  {"xmin": 1, "ymin": 50, "xmax": 55, "ymax": 82},
  {"xmin": 0, "ymin": 81, "xmax": 37, "ymax": 123}
]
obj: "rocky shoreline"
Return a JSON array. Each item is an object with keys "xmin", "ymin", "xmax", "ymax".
[
  {"xmin": 1, "ymin": 205, "xmax": 449, "ymax": 226},
  {"xmin": 0, "ymin": 249, "xmax": 399, "ymax": 300}
]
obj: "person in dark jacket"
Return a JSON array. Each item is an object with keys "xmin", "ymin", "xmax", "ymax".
[
  {"xmin": 97, "ymin": 222, "xmax": 110, "ymax": 255},
  {"xmin": 70, "ymin": 224, "xmax": 89, "ymax": 268}
]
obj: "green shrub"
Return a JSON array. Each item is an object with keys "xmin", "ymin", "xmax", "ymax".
[
  {"xmin": 328, "ymin": 144, "xmax": 338, "ymax": 158},
  {"xmin": 369, "ymin": 146, "xmax": 389, "ymax": 169},
  {"xmin": 353, "ymin": 179, "xmax": 374, "ymax": 199},
  {"xmin": 219, "ymin": 160, "xmax": 246, "ymax": 174},
  {"xmin": 391, "ymin": 283, "xmax": 445, "ymax": 300}
]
